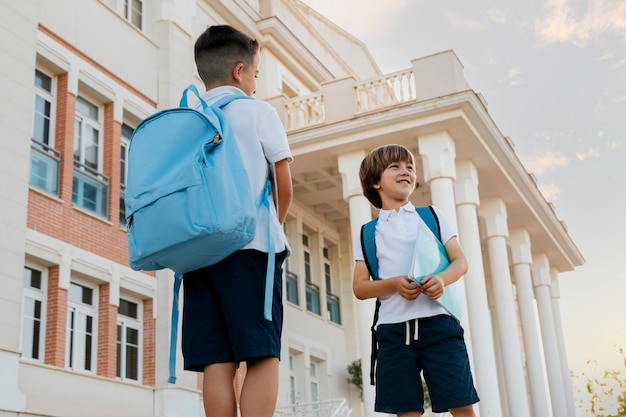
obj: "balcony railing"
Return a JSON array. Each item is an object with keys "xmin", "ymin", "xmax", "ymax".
[
  {"xmin": 285, "ymin": 92, "xmax": 324, "ymax": 130},
  {"xmin": 274, "ymin": 398, "xmax": 351, "ymax": 417},
  {"xmin": 286, "ymin": 271, "xmax": 299, "ymax": 305},
  {"xmin": 305, "ymin": 281, "xmax": 321, "ymax": 315},
  {"xmin": 29, "ymin": 139, "xmax": 60, "ymax": 196},
  {"xmin": 355, "ymin": 69, "xmax": 415, "ymax": 114},
  {"xmin": 326, "ymin": 293, "xmax": 341, "ymax": 325},
  {"xmin": 281, "ymin": 69, "xmax": 416, "ymax": 131},
  {"xmin": 72, "ymin": 161, "xmax": 109, "ymax": 218}
]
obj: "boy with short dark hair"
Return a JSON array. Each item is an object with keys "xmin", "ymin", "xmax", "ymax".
[
  {"xmin": 182, "ymin": 25, "xmax": 293, "ymax": 417},
  {"xmin": 353, "ymin": 144, "xmax": 479, "ymax": 416}
]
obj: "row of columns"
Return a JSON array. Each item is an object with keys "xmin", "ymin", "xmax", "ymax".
[{"xmin": 338, "ymin": 131, "xmax": 575, "ymax": 417}]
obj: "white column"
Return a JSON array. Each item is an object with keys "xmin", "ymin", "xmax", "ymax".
[
  {"xmin": 550, "ymin": 268, "xmax": 576, "ymax": 417},
  {"xmin": 338, "ymin": 150, "xmax": 380, "ymax": 417},
  {"xmin": 509, "ymin": 230, "xmax": 552, "ymax": 417},
  {"xmin": 455, "ymin": 161, "xmax": 502, "ymax": 417},
  {"xmin": 532, "ymin": 255, "xmax": 568, "ymax": 417},
  {"xmin": 418, "ymin": 132, "xmax": 473, "ymax": 360},
  {"xmin": 477, "ymin": 199, "xmax": 531, "ymax": 417}
]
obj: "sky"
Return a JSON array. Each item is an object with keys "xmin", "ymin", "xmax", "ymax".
[{"xmin": 301, "ymin": 0, "xmax": 626, "ymax": 406}]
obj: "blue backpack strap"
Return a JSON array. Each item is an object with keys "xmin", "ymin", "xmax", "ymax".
[
  {"xmin": 416, "ymin": 205, "xmax": 441, "ymax": 242},
  {"xmin": 360, "ymin": 205, "xmax": 440, "ymax": 385},
  {"xmin": 168, "ymin": 272, "xmax": 183, "ymax": 384}
]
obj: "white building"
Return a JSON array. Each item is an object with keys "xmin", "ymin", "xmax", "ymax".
[{"xmin": 0, "ymin": 1, "xmax": 583, "ymax": 416}]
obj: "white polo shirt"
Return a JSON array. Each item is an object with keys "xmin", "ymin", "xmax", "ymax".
[
  {"xmin": 201, "ymin": 86, "xmax": 292, "ymax": 254},
  {"xmin": 354, "ymin": 203, "xmax": 456, "ymax": 324}
]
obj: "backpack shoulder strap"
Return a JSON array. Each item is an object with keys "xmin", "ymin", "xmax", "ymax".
[
  {"xmin": 360, "ymin": 218, "xmax": 379, "ymax": 280},
  {"xmin": 416, "ymin": 205, "xmax": 441, "ymax": 243}
]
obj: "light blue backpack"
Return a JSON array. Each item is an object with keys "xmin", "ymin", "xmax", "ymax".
[{"xmin": 124, "ymin": 85, "xmax": 275, "ymax": 383}]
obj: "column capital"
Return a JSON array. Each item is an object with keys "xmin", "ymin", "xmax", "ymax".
[
  {"xmin": 418, "ymin": 131, "xmax": 456, "ymax": 182},
  {"xmin": 532, "ymin": 253, "xmax": 551, "ymax": 287},
  {"xmin": 338, "ymin": 149, "xmax": 367, "ymax": 201},
  {"xmin": 478, "ymin": 198, "xmax": 509, "ymax": 238},
  {"xmin": 509, "ymin": 229, "xmax": 532, "ymax": 265},
  {"xmin": 455, "ymin": 160, "xmax": 479, "ymax": 205}
]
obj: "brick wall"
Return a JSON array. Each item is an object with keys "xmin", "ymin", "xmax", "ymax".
[{"xmin": 44, "ymin": 265, "xmax": 67, "ymax": 368}]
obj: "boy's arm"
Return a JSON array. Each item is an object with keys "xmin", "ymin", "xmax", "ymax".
[
  {"xmin": 273, "ymin": 158, "xmax": 292, "ymax": 224},
  {"xmin": 353, "ymin": 260, "xmax": 421, "ymax": 301},
  {"xmin": 420, "ymin": 236, "xmax": 469, "ymax": 300}
]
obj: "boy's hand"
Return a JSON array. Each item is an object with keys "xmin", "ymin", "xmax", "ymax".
[
  {"xmin": 395, "ymin": 276, "xmax": 421, "ymax": 300},
  {"xmin": 420, "ymin": 275, "xmax": 445, "ymax": 300}
]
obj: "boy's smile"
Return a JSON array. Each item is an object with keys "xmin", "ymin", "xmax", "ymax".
[{"xmin": 374, "ymin": 160, "xmax": 416, "ymax": 210}]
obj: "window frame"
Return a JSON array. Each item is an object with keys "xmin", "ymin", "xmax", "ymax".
[
  {"xmin": 21, "ymin": 264, "xmax": 47, "ymax": 362},
  {"xmin": 116, "ymin": 296, "xmax": 142, "ymax": 382},
  {"xmin": 74, "ymin": 95, "xmax": 103, "ymax": 172},
  {"xmin": 32, "ymin": 68, "xmax": 56, "ymax": 147},
  {"xmin": 124, "ymin": 0, "xmax": 143, "ymax": 30},
  {"xmin": 119, "ymin": 123, "xmax": 133, "ymax": 226},
  {"xmin": 66, "ymin": 280, "xmax": 98, "ymax": 373}
]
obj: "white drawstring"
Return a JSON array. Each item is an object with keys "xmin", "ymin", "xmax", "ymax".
[
  {"xmin": 405, "ymin": 320, "xmax": 419, "ymax": 345},
  {"xmin": 405, "ymin": 321, "xmax": 410, "ymax": 345}
]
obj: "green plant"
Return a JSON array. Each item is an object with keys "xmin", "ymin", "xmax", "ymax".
[{"xmin": 346, "ymin": 359, "xmax": 363, "ymax": 395}]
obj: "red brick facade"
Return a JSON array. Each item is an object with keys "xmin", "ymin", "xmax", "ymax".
[{"xmin": 27, "ymin": 34, "xmax": 157, "ymax": 386}]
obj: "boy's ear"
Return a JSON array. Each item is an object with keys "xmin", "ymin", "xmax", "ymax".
[
  {"xmin": 373, "ymin": 182, "xmax": 381, "ymax": 190},
  {"xmin": 231, "ymin": 62, "xmax": 244, "ymax": 82}
]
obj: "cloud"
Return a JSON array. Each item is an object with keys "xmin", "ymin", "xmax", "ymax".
[
  {"xmin": 575, "ymin": 147, "xmax": 601, "ymax": 160},
  {"xmin": 538, "ymin": 183, "xmax": 561, "ymax": 202},
  {"xmin": 520, "ymin": 150, "xmax": 570, "ymax": 175},
  {"xmin": 487, "ymin": 9, "xmax": 507, "ymax": 25},
  {"xmin": 500, "ymin": 66, "xmax": 523, "ymax": 86},
  {"xmin": 607, "ymin": 140, "xmax": 623, "ymax": 149},
  {"xmin": 445, "ymin": 12, "xmax": 484, "ymax": 31},
  {"xmin": 302, "ymin": 0, "xmax": 408, "ymax": 39},
  {"xmin": 535, "ymin": 0, "xmax": 626, "ymax": 46}
]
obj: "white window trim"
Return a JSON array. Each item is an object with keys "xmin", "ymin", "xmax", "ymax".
[
  {"xmin": 66, "ymin": 280, "xmax": 98, "ymax": 373},
  {"xmin": 74, "ymin": 95, "xmax": 103, "ymax": 172},
  {"xmin": 21, "ymin": 264, "xmax": 48, "ymax": 362},
  {"xmin": 117, "ymin": 296, "xmax": 143, "ymax": 383},
  {"xmin": 33, "ymin": 68, "xmax": 56, "ymax": 146}
]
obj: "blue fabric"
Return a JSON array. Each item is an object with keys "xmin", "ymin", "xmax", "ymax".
[
  {"xmin": 125, "ymin": 85, "xmax": 276, "ymax": 384},
  {"xmin": 125, "ymin": 85, "xmax": 258, "ymax": 273}
]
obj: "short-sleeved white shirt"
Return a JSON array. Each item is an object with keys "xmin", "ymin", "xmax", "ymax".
[
  {"xmin": 201, "ymin": 86, "xmax": 292, "ymax": 253},
  {"xmin": 354, "ymin": 203, "xmax": 456, "ymax": 324}
]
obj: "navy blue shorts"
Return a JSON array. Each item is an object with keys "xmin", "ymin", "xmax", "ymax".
[
  {"xmin": 181, "ymin": 249, "xmax": 287, "ymax": 371},
  {"xmin": 375, "ymin": 315, "xmax": 479, "ymax": 413}
]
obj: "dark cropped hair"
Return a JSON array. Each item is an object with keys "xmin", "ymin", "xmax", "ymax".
[
  {"xmin": 359, "ymin": 144, "xmax": 416, "ymax": 209},
  {"xmin": 194, "ymin": 25, "xmax": 259, "ymax": 86}
]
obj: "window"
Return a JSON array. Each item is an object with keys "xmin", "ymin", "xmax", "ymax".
[
  {"xmin": 74, "ymin": 96, "xmax": 101, "ymax": 171},
  {"xmin": 325, "ymin": 262, "xmax": 341, "ymax": 324},
  {"xmin": 66, "ymin": 282, "xmax": 96, "ymax": 372},
  {"xmin": 119, "ymin": 124, "xmax": 133, "ymax": 225},
  {"xmin": 310, "ymin": 362, "xmax": 320, "ymax": 416},
  {"xmin": 289, "ymin": 355, "xmax": 298, "ymax": 407},
  {"xmin": 303, "ymin": 250, "xmax": 311, "ymax": 283},
  {"xmin": 22, "ymin": 266, "xmax": 46, "ymax": 361},
  {"xmin": 117, "ymin": 298, "xmax": 141, "ymax": 381},
  {"xmin": 73, "ymin": 96, "xmax": 109, "ymax": 217},
  {"xmin": 124, "ymin": 0, "xmax": 143, "ymax": 30},
  {"xmin": 30, "ymin": 69, "xmax": 60, "ymax": 195},
  {"xmin": 33, "ymin": 70, "xmax": 54, "ymax": 146}
]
